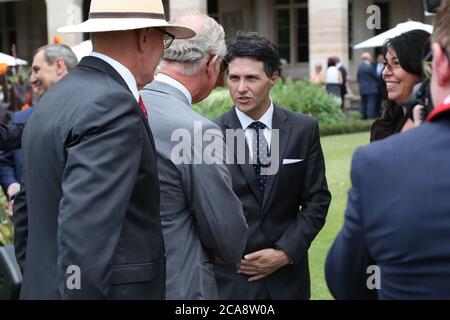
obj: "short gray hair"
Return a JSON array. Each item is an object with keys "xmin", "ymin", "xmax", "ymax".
[
  {"xmin": 161, "ymin": 14, "xmax": 226, "ymax": 75},
  {"xmin": 35, "ymin": 44, "xmax": 79, "ymax": 72}
]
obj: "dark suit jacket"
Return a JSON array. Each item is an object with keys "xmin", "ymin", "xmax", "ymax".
[
  {"xmin": 357, "ymin": 62, "xmax": 379, "ymax": 95},
  {"xmin": 326, "ymin": 118, "xmax": 450, "ymax": 299},
  {"xmin": 338, "ymin": 65, "xmax": 348, "ymax": 96},
  {"xmin": 0, "ymin": 108, "xmax": 33, "ymax": 193},
  {"xmin": 0, "ymin": 123, "xmax": 24, "ymax": 151},
  {"xmin": 13, "ymin": 56, "xmax": 165, "ymax": 300},
  {"xmin": 213, "ymin": 105, "xmax": 331, "ymax": 299}
]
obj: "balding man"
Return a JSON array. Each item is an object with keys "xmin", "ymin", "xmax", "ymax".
[
  {"xmin": 357, "ymin": 52, "xmax": 379, "ymax": 119},
  {"xmin": 14, "ymin": 0, "xmax": 194, "ymax": 299}
]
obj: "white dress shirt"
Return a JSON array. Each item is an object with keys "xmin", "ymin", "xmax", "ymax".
[
  {"xmin": 235, "ymin": 101, "xmax": 274, "ymax": 160},
  {"xmin": 154, "ymin": 73, "xmax": 192, "ymax": 106},
  {"xmin": 90, "ymin": 52, "xmax": 139, "ymax": 102}
]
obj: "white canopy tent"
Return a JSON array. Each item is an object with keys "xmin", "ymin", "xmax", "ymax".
[
  {"xmin": 353, "ymin": 20, "xmax": 433, "ymax": 49},
  {"xmin": 0, "ymin": 52, "xmax": 28, "ymax": 67},
  {"xmin": 71, "ymin": 40, "xmax": 92, "ymax": 62}
]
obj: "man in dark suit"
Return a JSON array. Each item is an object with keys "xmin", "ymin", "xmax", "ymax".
[
  {"xmin": 336, "ymin": 56, "xmax": 348, "ymax": 111},
  {"xmin": 0, "ymin": 44, "xmax": 78, "ymax": 219},
  {"xmin": 214, "ymin": 32, "xmax": 331, "ymax": 300},
  {"xmin": 13, "ymin": 0, "xmax": 194, "ymax": 299},
  {"xmin": 375, "ymin": 53, "xmax": 387, "ymax": 116},
  {"xmin": 357, "ymin": 52, "xmax": 379, "ymax": 119},
  {"xmin": 325, "ymin": 0, "xmax": 450, "ymax": 299}
]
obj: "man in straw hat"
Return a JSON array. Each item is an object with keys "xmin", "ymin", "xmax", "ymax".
[{"xmin": 13, "ymin": 0, "xmax": 195, "ymax": 299}]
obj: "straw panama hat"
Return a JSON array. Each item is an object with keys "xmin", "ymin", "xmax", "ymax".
[{"xmin": 57, "ymin": 0, "xmax": 195, "ymax": 39}]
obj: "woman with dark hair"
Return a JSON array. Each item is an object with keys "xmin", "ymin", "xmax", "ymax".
[{"xmin": 370, "ymin": 29, "xmax": 431, "ymax": 141}]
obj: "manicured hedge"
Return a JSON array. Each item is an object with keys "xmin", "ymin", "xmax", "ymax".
[
  {"xmin": 193, "ymin": 78, "xmax": 344, "ymax": 124},
  {"xmin": 320, "ymin": 120, "xmax": 373, "ymax": 136}
]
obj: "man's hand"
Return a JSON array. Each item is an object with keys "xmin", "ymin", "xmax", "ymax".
[
  {"xmin": 238, "ymin": 248, "xmax": 292, "ymax": 282},
  {"xmin": 7, "ymin": 182, "xmax": 20, "ymax": 219}
]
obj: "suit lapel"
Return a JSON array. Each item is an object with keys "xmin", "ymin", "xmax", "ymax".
[
  {"xmin": 79, "ymin": 56, "xmax": 154, "ymax": 142},
  {"xmin": 261, "ymin": 106, "xmax": 291, "ymax": 212},
  {"xmin": 224, "ymin": 108, "xmax": 262, "ymax": 204}
]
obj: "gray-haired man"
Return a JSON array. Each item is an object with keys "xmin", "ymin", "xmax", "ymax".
[
  {"xmin": 140, "ymin": 14, "xmax": 247, "ymax": 300},
  {"xmin": 0, "ymin": 44, "xmax": 78, "ymax": 219},
  {"xmin": 29, "ymin": 44, "xmax": 78, "ymax": 98}
]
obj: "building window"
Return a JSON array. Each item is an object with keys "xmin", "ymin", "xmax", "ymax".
[
  {"xmin": 0, "ymin": 2, "xmax": 17, "ymax": 55},
  {"xmin": 274, "ymin": 0, "xmax": 309, "ymax": 64},
  {"xmin": 163, "ymin": 0, "xmax": 170, "ymax": 21},
  {"xmin": 83, "ymin": 0, "xmax": 91, "ymax": 41},
  {"xmin": 208, "ymin": 0, "xmax": 219, "ymax": 22},
  {"xmin": 374, "ymin": 1, "xmax": 390, "ymax": 56}
]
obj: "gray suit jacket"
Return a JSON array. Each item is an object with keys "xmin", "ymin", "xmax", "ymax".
[{"xmin": 140, "ymin": 80, "xmax": 247, "ymax": 300}]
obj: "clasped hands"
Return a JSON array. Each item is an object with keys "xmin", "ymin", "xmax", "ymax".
[{"xmin": 237, "ymin": 248, "xmax": 292, "ymax": 282}]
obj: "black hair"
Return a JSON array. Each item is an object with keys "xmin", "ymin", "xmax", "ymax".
[
  {"xmin": 225, "ymin": 32, "xmax": 281, "ymax": 77},
  {"xmin": 382, "ymin": 29, "xmax": 431, "ymax": 77},
  {"xmin": 371, "ymin": 29, "xmax": 431, "ymax": 142},
  {"xmin": 327, "ymin": 57, "xmax": 336, "ymax": 68}
]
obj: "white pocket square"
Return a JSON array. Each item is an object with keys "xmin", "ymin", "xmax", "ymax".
[{"xmin": 282, "ymin": 159, "xmax": 304, "ymax": 164}]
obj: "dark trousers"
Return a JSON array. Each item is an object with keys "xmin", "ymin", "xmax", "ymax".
[{"xmin": 360, "ymin": 94, "xmax": 378, "ymax": 119}]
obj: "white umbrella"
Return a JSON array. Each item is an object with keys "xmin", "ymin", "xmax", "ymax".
[
  {"xmin": 0, "ymin": 52, "xmax": 28, "ymax": 66},
  {"xmin": 353, "ymin": 20, "xmax": 433, "ymax": 49},
  {"xmin": 71, "ymin": 40, "xmax": 92, "ymax": 62}
]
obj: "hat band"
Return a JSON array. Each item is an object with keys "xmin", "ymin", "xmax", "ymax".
[{"xmin": 89, "ymin": 12, "xmax": 166, "ymax": 19}]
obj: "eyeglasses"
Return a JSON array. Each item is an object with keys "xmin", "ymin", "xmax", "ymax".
[
  {"xmin": 422, "ymin": 45, "xmax": 450, "ymax": 80},
  {"xmin": 422, "ymin": 50, "xmax": 433, "ymax": 80},
  {"xmin": 155, "ymin": 27, "xmax": 175, "ymax": 49},
  {"xmin": 216, "ymin": 55, "xmax": 228, "ymax": 77}
]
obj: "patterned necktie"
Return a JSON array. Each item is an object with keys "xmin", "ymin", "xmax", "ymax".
[
  {"xmin": 139, "ymin": 95, "xmax": 148, "ymax": 119},
  {"xmin": 248, "ymin": 121, "xmax": 270, "ymax": 193}
]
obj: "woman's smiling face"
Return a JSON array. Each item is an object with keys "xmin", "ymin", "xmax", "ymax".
[{"xmin": 382, "ymin": 48, "xmax": 421, "ymax": 104}]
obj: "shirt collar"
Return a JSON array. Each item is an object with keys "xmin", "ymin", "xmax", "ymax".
[
  {"xmin": 90, "ymin": 52, "xmax": 139, "ymax": 102},
  {"xmin": 155, "ymin": 73, "xmax": 192, "ymax": 105},
  {"xmin": 235, "ymin": 99, "xmax": 274, "ymax": 130}
]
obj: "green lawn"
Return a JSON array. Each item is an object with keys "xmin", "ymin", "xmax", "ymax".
[{"xmin": 309, "ymin": 131, "xmax": 370, "ymax": 300}]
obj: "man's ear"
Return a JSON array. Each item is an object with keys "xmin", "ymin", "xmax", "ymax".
[
  {"xmin": 432, "ymin": 43, "xmax": 450, "ymax": 86},
  {"xmin": 137, "ymin": 28, "xmax": 150, "ymax": 53},
  {"xmin": 206, "ymin": 54, "xmax": 219, "ymax": 78},
  {"xmin": 54, "ymin": 58, "xmax": 66, "ymax": 76},
  {"xmin": 269, "ymin": 71, "xmax": 279, "ymax": 88}
]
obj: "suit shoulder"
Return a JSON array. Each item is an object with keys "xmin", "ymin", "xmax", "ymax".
[
  {"xmin": 353, "ymin": 124, "xmax": 435, "ymax": 172},
  {"xmin": 12, "ymin": 108, "xmax": 33, "ymax": 123},
  {"xmin": 177, "ymin": 105, "xmax": 222, "ymax": 132}
]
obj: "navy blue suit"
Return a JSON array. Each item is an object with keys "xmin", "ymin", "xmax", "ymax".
[
  {"xmin": 357, "ymin": 62, "xmax": 379, "ymax": 119},
  {"xmin": 325, "ymin": 117, "xmax": 450, "ymax": 299},
  {"xmin": 0, "ymin": 108, "xmax": 33, "ymax": 193}
]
